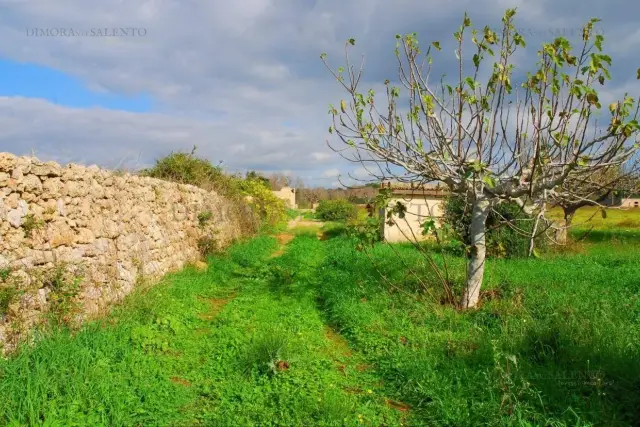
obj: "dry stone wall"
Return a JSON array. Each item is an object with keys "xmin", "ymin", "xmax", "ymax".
[{"xmin": 0, "ymin": 152, "xmax": 247, "ymax": 351}]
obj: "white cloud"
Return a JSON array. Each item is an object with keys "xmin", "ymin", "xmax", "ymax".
[
  {"xmin": 311, "ymin": 152, "xmax": 333, "ymax": 162},
  {"xmin": 322, "ymin": 168, "xmax": 340, "ymax": 178}
]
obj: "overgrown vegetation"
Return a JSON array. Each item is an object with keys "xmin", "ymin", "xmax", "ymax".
[
  {"xmin": 141, "ymin": 147, "xmax": 286, "ymax": 231},
  {"xmin": 38, "ymin": 265, "xmax": 83, "ymax": 327},
  {"xmin": 315, "ymin": 199, "xmax": 358, "ymax": 221},
  {"xmin": 21, "ymin": 214, "xmax": 44, "ymax": 238},
  {"xmin": 197, "ymin": 210, "xmax": 213, "ymax": 227},
  {"xmin": 0, "ymin": 286, "xmax": 19, "ymax": 318},
  {"xmin": 197, "ymin": 235, "xmax": 219, "ymax": 257},
  {"xmin": 2, "ymin": 210, "xmax": 639, "ymax": 425}
]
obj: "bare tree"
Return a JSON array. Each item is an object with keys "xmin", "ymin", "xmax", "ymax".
[
  {"xmin": 267, "ymin": 172, "xmax": 291, "ymax": 190},
  {"xmin": 322, "ymin": 9, "xmax": 640, "ymax": 308},
  {"xmin": 546, "ymin": 164, "xmax": 639, "ymax": 243}
]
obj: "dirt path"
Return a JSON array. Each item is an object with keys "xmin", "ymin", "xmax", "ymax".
[
  {"xmin": 271, "ymin": 216, "xmax": 327, "ymax": 253},
  {"xmin": 287, "ymin": 215, "xmax": 325, "ymax": 230}
]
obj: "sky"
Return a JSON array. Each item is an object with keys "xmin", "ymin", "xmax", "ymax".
[{"xmin": 0, "ymin": 0, "xmax": 639, "ymax": 187}]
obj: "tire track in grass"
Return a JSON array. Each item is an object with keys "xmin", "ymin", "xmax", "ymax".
[
  {"xmin": 179, "ymin": 234, "xmax": 409, "ymax": 426},
  {"xmin": 278, "ymin": 235, "xmax": 414, "ymax": 425}
]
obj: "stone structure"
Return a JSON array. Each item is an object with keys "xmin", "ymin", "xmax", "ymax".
[
  {"xmin": 272, "ymin": 186, "xmax": 297, "ymax": 209},
  {"xmin": 620, "ymin": 196, "xmax": 640, "ymax": 208},
  {"xmin": 378, "ymin": 181, "xmax": 449, "ymax": 243},
  {"xmin": 0, "ymin": 152, "xmax": 247, "ymax": 351}
]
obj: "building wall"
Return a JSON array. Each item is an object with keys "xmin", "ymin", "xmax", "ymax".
[
  {"xmin": 272, "ymin": 186, "xmax": 296, "ymax": 208},
  {"xmin": 381, "ymin": 196, "xmax": 445, "ymax": 243},
  {"xmin": 0, "ymin": 153, "xmax": 249, "ymax": 352},
  {"xmin": 620, "ymin": 198, "xmax": 640, "ymax": 208}
]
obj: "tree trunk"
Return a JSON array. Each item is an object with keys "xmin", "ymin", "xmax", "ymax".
[
  {"xmin": 555, "ymin": 209, "xmax": 574, "ymax": 245},
  {"xmin": 460, "ymin": 196, "xmax": 491, "ymax": 309}
]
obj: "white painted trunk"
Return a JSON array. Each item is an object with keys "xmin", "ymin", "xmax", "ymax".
[
  {"xmin": 555, "ymin": 213, "xmax": 573, "ymax": 245},
  {"xmin": 460, "ymin": 196, "xmax": 491, "ymax": 309}
]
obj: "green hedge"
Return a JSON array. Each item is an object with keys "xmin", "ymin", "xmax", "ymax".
[{"xmin": 315, "ymin": 200, "xmax": 358, "ymax": 221}]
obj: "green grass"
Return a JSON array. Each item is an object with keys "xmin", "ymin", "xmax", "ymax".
[
  {"xmin": 1, "ymin": 227, "xmax": 640, "ymax": 425},
  {"xmin": 548, "ymin": 206, "xmax": 640, "ymax": 230}
]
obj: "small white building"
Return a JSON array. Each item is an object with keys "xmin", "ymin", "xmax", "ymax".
[
  {"xmin": 272, "ymin": 186, "xmax": 297, "ymax": 209},
  {"xmin": 620, "ymin": 196, "xmax": 640, "ymax": 208},
  {"xmin": 378, "ymin": 181, "xmax": 449, "ymax": 243}
]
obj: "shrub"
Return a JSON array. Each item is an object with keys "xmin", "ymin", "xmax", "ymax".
[
  {"xmin": 140, "ymin": 147, "xmax": 237, "ymax": 195},
  {"xmin": 240, "ymin": 178, "xmax": 287, "ymax": 227},
  {"xmin": 141, "ymin": 148, "xmax": 286, "ymax": 231},
  {"xmin": 315, "ymin": 200, "xmax": 358, "ymax": 221},
  {"xmin": 443, "ymin": 195, "xmax": 545, "ymax": 258}
]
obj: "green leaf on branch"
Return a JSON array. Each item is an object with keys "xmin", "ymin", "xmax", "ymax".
[
  {"xmin": 465, "ymin": 77, "xmax": 477, "ymax": 90},
  {"xmin": 473, "ymin": 54, "xmax": 480, "ymax": 68},
  {"xmin": 348, "ymin": 38, "xmax": 355, "ymax": 45},
  {"xmin": 421, "ymin": 219, "xmax": 436, "ymax": 235},
  {"xmin": 432, "ymin": 41, "xmax": 441, "ymax": 51},
  {"xmin": 482, "ymin": 175, "xmax": 497, "ymax": 188}
]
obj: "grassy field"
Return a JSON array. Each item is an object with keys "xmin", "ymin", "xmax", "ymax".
[
  {"xmin": 547, "ymin": 206, "xmax": 640, "ymax": 230},
  {"xmin": 1, "ymin": 213, "xmax": 640, "ymax": 425}
]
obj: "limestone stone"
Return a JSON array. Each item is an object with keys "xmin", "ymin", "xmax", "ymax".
[
  {"xmin": 7, "ymin": 200, "xmax": 28, "ymax": 228},
  {"xmin": 57, "ymin": 199, "xmax": 66, "ymax": 216},
  {"xmin": 49, "ymin": 222, "xmax": 75, "ymax": 248},
  {"xmin": 22, "ymin": 175, "xmax": 42, "ymax": 193},
  {"xmin": 31, "ymin": 161, "xmax": 61, "ymax": 177},
  {"xmin": 0, "ymin": 196, "xmax": 5, "ymax": 221},
  {"xmin": 0, "ymin": 152, "xmax": 17, "ymax": 172},
  {"xmin": 5, "ymin": 192, "xmax": 19, "ymax": 209},
  {"xmin": 11, "ymin": 167, "xmax": 23, "ymax": 180},
  {"xmin": 42, "ymin": 178, "xmax": 62, "ymax": 198}
]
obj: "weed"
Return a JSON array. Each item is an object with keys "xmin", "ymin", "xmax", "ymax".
[
  {"xmin": 41, "ymin": 265, "xmax": 82, "ymax": 326},
  {"xmin": 0, "ymin": 286, "xmax": 19, "ymax": 317},
  {"xmin": 197, "ymin": 210, "xmax": 213, "ymax": 227},
  {"xmin": 0, "ymin": 268, "xmax": 12, "ymax": 282},
  {"xmin": 314, "ymin": 390, "xmax": 355, "ymax": 425},
  {"xmin": 197, "ymin": 236, "xmax": 218, "ymax": 257},
  {"xmin": 22, "ymin": 214, "xmax": 44, "ymax": 237},
  {"xmin": 241, "ymin": 327, "xmax": 291, "ymax": 376}
]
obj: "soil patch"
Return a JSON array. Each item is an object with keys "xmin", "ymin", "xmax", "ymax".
[
  {"xmin": 197, "ymin": 296, "xmax": 234, "ymax": 321},
  {"xmin": 271, "ymin": 233, "xmax": 295, "ymax": 257},
  {"xmin": 275, "ymin": 233, "xmax": 295, "ymax": 245},
  {"xmin": 170, "ymin": 376, "xmax": 192, "ymax": 387},
  {"xmin": 386, "ymin": 399, "xmax": 410, "ymax": 412},
  {"xmin": 324, "ymin": 326, "xmax": 352, "ymax": 357}
]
